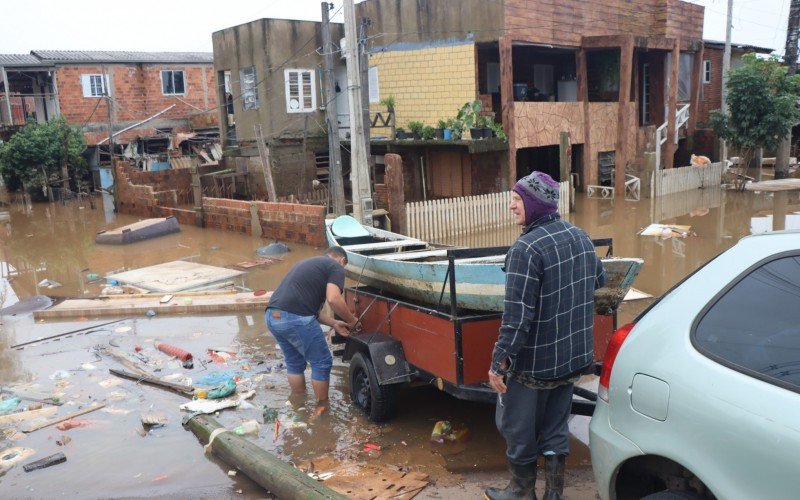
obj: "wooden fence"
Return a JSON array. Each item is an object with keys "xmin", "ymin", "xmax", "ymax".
[
  {"xmin": 405, "ymin": 182, "xmax": 570, "ymax": 242},
  {"xmin": 653, "ymin": 162, "xmax": 724, "ymax": 197}
]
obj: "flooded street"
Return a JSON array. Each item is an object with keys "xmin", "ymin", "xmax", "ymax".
[{"xmin": 0, "ymin": 187, "xmax": 797, "ymax": 499}]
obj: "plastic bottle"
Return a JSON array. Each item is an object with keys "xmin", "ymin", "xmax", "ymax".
[{"xmin": 234, "ymin": 420, "xmax": 260, "ymax": 436}]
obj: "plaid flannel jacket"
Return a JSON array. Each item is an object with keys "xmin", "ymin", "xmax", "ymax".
[{"xmin": 490, "ymin": 213, "xmax": 606, "ymax": 381}]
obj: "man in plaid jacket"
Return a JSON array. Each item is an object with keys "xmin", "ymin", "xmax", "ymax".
[{"xmin": 485, "ymin": 171, "xmax": 606, "ymax": 500}]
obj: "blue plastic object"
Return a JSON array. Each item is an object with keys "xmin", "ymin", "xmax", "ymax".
[
  {"xmin": 330, "ymin": 215, "xmax": 369, "ymax": 238},
  {"xmin": 0, "ymin": 397, "xmax": 21, "ymax": 414}
]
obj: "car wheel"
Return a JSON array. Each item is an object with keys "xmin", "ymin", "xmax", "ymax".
[
  {"xmin": 349, "ymin": 352, "xmax": 395, "ymax": 422},
  {"xmin": 641, "ymin": 490, "xmax": 706, "ymax": 500}
]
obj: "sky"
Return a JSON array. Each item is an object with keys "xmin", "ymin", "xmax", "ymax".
[{"xmin": 0, "ymin": 0, "xmax": 792, "ymax": 56}]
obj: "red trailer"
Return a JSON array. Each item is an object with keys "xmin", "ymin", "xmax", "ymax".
[{"xmin": 338, "ymin": 241, "xmax": 628, "ymax": 422}]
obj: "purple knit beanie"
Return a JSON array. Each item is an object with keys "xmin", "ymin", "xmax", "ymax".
[{"xmin": 512, "ymin": 171, "xmax": 559, "ymax": 225}]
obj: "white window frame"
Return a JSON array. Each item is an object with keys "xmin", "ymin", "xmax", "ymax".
[
  {"xmin": 284, "ymin": 69, "xmax": 316, "ymax": 113},
  {"xmin": 368, "ymin": 66, "xmax": 380, "ymax": 103},
  {"xmin": 81, "ymin": 74, "xmax": 108, "ymax": 98},
  {"xmin": 160, "ymin": 69, "xmax": 186, "ymax": 95},
  {"xmin": 703, "ymin": 60, "xmax": 711, "ymax": 84}
]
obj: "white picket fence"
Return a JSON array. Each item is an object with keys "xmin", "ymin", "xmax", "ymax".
[
  {"xmin": 652, "ymin": 162, "xmax": 724, "ymax": 197},
  {"xmin": 405, "ymin": 182, "xmax": 570, "ymax": 242}
]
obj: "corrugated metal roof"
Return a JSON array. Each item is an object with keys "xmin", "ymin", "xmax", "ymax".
[
  {"xmin": 0, "ymin": 53, "xmax": 49, "ymax": 67},
  {"xmin": 31, "ymin": 50, "xmax": 213, "ymax": 64},
  {"xmin": 703, "ymin": 39, "xmax": 774, "ymax": 54}
]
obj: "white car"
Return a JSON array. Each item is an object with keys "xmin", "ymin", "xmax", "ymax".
[{"xmin": 590, "ymin": 231, "xmax": 800, "ymax": 500}]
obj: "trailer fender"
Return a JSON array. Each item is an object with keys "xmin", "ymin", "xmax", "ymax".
[{"xmin": 343, "ymin": 334, "xmax": 413, "ymax": 385}]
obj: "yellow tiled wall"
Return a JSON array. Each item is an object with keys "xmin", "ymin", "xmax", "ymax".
[{"xmin": 370, "ymin": 43, "xmax": 477, "ymax": 133}]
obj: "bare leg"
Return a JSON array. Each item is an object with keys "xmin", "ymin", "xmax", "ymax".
[
  {"xmin": 310, "ymin": 379, "xmax": 329, "ymax": 403},
  {"xmin": 287, "ymin": 374, "xmax": 306, "ymax": 394}
]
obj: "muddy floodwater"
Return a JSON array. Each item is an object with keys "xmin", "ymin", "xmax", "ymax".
[{"xmin": 0, "ymin": 187, "xmax": 796, "ymax": 499}]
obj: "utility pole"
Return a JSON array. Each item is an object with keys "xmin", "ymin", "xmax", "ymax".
[
  {"xmin": 720, "ymin": 0, "xmax": 733, "ymax": 167},
  {"xmin": 105, "ymin": 67, "xmax": 118, "ymax": 212},
  {"xmin": 776, "ymin": 0, "xmax": 800, "ymax": 179},
  {"xmin": 359, "ymin": 17, "xmax": 373, "ymax": 190},
  {"xmin": 343, "ymin": 0, "xmax": 372, "ymax": 224},
  {"xmin": 321, "ymin": 2, "xmax": 346, "ymax": 215}
]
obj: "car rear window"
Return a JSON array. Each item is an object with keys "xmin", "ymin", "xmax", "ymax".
[{"xmin": 694, "ymin": 255, "xmax": 800, "ymax": 392}]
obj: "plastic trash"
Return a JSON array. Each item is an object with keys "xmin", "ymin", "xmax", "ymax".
[
  {"xmin": 106, "ymin": 279, "xmax": 119, "ymax": 286},
  {"xmin": 233, "ymin": 420, "xmax": 260, "ymax": 436},
  {"xmin": 37, "ymin": 279, "xmax": 62, "ymax": 288},
  {"xmin": 206, "ymin": 378, "xmax": 237, "ymax": 399},
  {"xmin": 0, "ymin": 397, "xmax": 21, "ymax": 414},
  {"xmin": 256, "ymin": 242, "xmax": 290, "ymax": 257},
  {"xmin": 430, "ymin": 420, "xmax": 469, "ymax": 443},
  {"xmin": 146, "ymin": 309, "xmax": 156, "ymax": 317},
  {"xmin": 49, "ymin": 370, "xmax": 72, "ymax": 380},
  {"xmin": 86, "ymin": 273, "xmax": 100, "ymax": 280},
  {"xmin": 196, "ymin": 371, "xmax": 243, "ymax": 387},
  {"xmin": 262, "ymin": 406, "xmax": 279, "ymax": 423}
]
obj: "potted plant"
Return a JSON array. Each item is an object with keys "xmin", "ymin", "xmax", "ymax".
[
  {"xmin": 421, "ymin": 125, "xmax": 436, "ymax": 141},
  {"xmin": 380, "ymin": 95, "xmax": 395, "ymax": 114},
  {"xmin": 446, "ymin": 118, "xmax": 462, "ymax": 140},
  {"xmin": 395, "ymin": 127, "xmax": 408, "ymax": 140},
  {"xmin": 478, "ymin": 114, "xmax": 494, "ymax": 139},
  {"xmin": 435, "ymin": 119, "xmax": 447, "ymax": 140},
  {"xmin": 408, "ymin": 120, "xmax": 424, "ymax": 140},
  {"xmin": 458, "ymin": 100, "xmax": 484, "ymax": 139},
  {"xmin": 489, "ymin": 120, "xmax": 507, "ymax": 141}
]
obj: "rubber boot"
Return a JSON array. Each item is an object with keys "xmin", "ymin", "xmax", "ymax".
[
  {"xmin": 543, "ymin": 454, "xmax": 566, "ymax": 500},
  {"xmin": 484, "ymin": 462, "xmax": 537, "ymax": 500}
]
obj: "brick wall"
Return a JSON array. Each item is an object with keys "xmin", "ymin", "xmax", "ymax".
[
  {"xmin": 115, "ymin": 158, "xmax": 326, "ymax": 246},
  {"xmin": 56, "ymin": 63, "xmax": 218, "ymax": 145},
  {"xmin": 369, "ymin": 43, "xmax": 477, "ymax": 130},
  {"xmin": 697, "ymin": 46, "xmax": 723, "ymax": 128},
  {"xmin": 203, "ymin": 198, "xmax": 326, "ymax": 247}
]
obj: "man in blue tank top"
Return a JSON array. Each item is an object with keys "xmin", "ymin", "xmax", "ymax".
[{"xmin": 266, "ymin": 246, "xmax": 360, "ymax": 404}]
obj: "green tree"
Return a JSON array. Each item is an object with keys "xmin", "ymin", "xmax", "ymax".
[
  {"xmin": 0, "ymin": 117, "xmax": 88, "ymax": 196},
  {"xmin": 710, "ymin": 54, "xmax": 800, "ymax": 188}
]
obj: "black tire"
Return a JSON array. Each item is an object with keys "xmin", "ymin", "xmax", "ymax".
[
  {"xmin": 641, "ymin": 490, "xmax": 706, "ymax": 500},
  {"xmin": 349, "ymin": 352, "xmax": 395, "ymax": 422}
]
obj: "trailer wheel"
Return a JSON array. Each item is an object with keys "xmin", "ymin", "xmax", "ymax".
[{"xmin": 349, "ymin": 352, "xmax": 395, "ymax": 422}]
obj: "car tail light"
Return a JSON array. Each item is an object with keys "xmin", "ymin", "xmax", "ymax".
[{"xmin": 598, "ymin": 322, "xmax": 635, "ymax": 401}]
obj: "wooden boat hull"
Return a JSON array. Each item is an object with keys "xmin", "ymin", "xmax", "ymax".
[{"xmin": 326, "ymin": 218, "xmax": 641, "ymax": 313}]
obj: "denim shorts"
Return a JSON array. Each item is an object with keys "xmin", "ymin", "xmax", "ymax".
[{"xmin": 265, "ymin": 308, "xmax": 332, "ymax": 381}]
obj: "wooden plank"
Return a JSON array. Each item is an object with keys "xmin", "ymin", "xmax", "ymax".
[
  {"xmin": 0, "ymin": 406, "xmax": 58, "ymax": 426},
  {"xmin": 372, "ymin": 249, "xmax": 449, "ymax": 261},
  {"xmin": 33, "ymin": 292, "xmax": 271, "ymax": 320},
  {"xmin": 343, "ymin": 240, "xmax": 426, "ymax": 252},
  {"xmin": 109, "ymin": 368, "xmax": 194, "ymax": 396},
  {"xmin": 21, "ymin": 403, "xmax": 106, "ymax": 433}
]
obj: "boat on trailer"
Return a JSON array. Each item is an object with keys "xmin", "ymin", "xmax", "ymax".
[{"xmin": 325, "ymin": 215, "xmax": 642, "ymax": 313}]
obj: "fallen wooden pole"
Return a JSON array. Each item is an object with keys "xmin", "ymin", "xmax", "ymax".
[
  {"xmin": 109, "ymin": 368, "xmax": 194, "ymax": 396},
  {"xmin": 184, "ymin": 414, "xmax": 346, "ymax": 500},
  {"xmin": 22, "ymin": 402, "xmax": 105, "ymax": 433}
]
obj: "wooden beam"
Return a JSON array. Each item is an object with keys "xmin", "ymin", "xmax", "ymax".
[
  {"xmin": 255, "ymin": 124, "xmax": 278, "ymax": 201},
  {"xmin": 665, "ymin": 40, "xmax": 680, "ymax": 169},
  {"xmin": 578, "ymin": 48, "xmax": 593, "ymax": 187},
  {"xmin": 615, "ymin": 40, "xmax": 634, "ymax": 195},
  {"xmin": 689, "ymin": 43, "xmax": 704, "ymax": 135},
  {"xmin": 499, "ymin": 36, "xmax": 516, "ymax": 183}
]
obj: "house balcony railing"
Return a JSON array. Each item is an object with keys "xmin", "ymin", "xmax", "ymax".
[{"xmin": 655, "ymin": 103, "xmax": 691, "ymax": 171}]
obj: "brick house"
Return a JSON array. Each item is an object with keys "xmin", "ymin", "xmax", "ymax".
[
  {"xmin": 213, "ymin": 0, "xmax": 711, "ymax": 214},
  {"xmin": 1, "ymin": 51, "xmax": 219, "ymax": 169},
  {"xmin": 691, "ymin": 40, "xmax": 774, "ymax": 160}
]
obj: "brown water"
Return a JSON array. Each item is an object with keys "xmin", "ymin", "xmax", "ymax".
[{"xmin": 0, "ymin": 188, "xmax": 797, "ymax": 498}]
